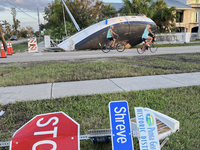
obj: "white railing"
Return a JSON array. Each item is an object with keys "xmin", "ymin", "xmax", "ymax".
[
  {"xmin": 156, "ymin": 32, "xmax": 197, "ymax": 44},
  {"xmin": 191, "ymin": 33, "xmax": 198, "ymax": 41}
]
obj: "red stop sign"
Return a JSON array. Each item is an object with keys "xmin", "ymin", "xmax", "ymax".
[{"xmin": 10, "ymin": 112, "xmax": 80, "ymax": 150}]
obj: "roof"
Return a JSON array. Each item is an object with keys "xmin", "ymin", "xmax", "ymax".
[
  {"xmin": 103, "ymin": 2, "xmax": 124, "ymax": 11},
  {"xmin": 152, "ymin": 0, "xmax": 191, "ymax": 10},
  {"xmin": 104, "ymin": 0, "xmax": 191, "ymax": 11}
]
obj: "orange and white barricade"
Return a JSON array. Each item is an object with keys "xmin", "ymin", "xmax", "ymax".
[{"xmin": 28, "ymin": 38, "xmax": 38, "ymax": 52}]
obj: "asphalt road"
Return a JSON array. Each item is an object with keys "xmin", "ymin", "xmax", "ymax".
[
  {"xmin": 1, "ymin": 45, "xmax": 200, "ymax": 63},
  {"xmin": 10, "ymin": 38, "xmax": 28, "ymax": 44}
]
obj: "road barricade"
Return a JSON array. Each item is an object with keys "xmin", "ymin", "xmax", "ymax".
[{"xmin": 28, "ymin": 38, "xmax": 38, "ymax": 52}]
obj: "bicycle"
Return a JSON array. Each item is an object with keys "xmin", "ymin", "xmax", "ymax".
[
  {"xmin": 101, "ymin": 36, "xmax": 125, "ymax": 53},
  {"xmin": 137, "ymin": 36, "xmax": 158, "ymax": 54}
]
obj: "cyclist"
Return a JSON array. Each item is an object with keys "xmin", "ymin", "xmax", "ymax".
[
  {"xmin": 107, "ymin": 26, "xmax": 118, "ymax": 48},
  {"xmin": 142, "ymin": 24, "xmax": 156, "ymax": 48}
]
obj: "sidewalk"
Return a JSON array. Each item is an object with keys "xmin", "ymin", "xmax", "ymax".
[{"xmin": 0, "ymin": 72, "xmax": 200, "ymax": 105}]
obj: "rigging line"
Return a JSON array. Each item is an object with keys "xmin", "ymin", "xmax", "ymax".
[
  {"xmin": 67, "ymin": 0, "xmax": 85, "ymax": 28},
  {"xmin": 2, "ymin": 0, "xmax": 38, "ymax": 20}
]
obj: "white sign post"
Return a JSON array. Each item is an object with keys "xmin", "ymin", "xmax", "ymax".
[{"xmin": 135, "ymin": 107, "xmax": 160, "ymax": 150}]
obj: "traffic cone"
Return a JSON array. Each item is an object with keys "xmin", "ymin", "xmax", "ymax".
[
  {"xmin": 9, "ymin": 41, "xmax": 15, "ymax": 54},
  {"xmin": 0, "ymin": 42, "xmax": 7, "ymax": 58},
  {"xmin": 7, "ymin": 41, "xmax": 12, "ymax": 55}
]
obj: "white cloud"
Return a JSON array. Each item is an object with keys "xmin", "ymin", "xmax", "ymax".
[
  {"xmin": 0, "ymin": 0, "xmax": 52, "ymax": 11},
  {"xmin": 0, "ymin": 5, "xmax": 6, "ymax": 11},
  {"xmin": 0, "ymin": 0, "xmax": 52, "ymax": 31}
]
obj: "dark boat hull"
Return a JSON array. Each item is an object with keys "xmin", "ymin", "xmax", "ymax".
[{"xmin": 58, "ymin": 16, "xmax": 157, "ymax": 50}]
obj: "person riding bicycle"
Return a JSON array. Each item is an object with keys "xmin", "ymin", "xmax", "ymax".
[
  {"xmin": 142, "ymin": 24, "xmax": 156, "ymax": 47},
  {"xmin": 107, "ymin": 26, "xmax": 118, "ymax": 48}
]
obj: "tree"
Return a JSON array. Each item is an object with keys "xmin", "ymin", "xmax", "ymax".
[
  {"xmin": 11, "ymin": 8, "xmax": 17, "ymax": 35},
  {"xmin": 16, "ymin": 19, "xmax": 20, "ymax": 31},
  {"xmin": 119, "ymin": 0, "xmax": 152, "ymax": 17},
  {"xmin": 102, "ymin": 4, "xmax": 117, "ymax": 18},
  {"xmin": 151, "ymin": 5, "xmax": 176, "ymax": 33},
  {"xmin": 66, "ymin": 0, "xmax": 104, "ymax": 27},
  {"xmin": 42, "ymin": 0, "xmax": 105, "ymax": 39},
  {"xmin": 26, "ymin": 26, "xmax": 34, "ymax": 37},
  {"xmin": 5, "ymin": 25, "xmax": 12, "ymax": 35},
  {"xmin": 150, "ymin": 0, "xmax": 166, "ymax": 11},
  {"xmin": 20, "ymin": 27, "xmax": 28, "ymax": 38}
]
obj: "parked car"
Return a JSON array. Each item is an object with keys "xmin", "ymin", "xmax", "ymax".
[{"xmin": 10, "ymin": 36, "xmax": 18, "ymax": 41}]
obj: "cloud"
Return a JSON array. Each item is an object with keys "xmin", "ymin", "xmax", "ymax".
[
  {"xmin": 0, "ymin": 6, "xmax": 6, "ymax": 11},
  {"xmin": 0, "ymin": 0, "xmax": 52, "ymax": 12}
]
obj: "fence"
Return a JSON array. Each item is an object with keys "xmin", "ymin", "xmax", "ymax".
[
  {"xmin": 190, "ymin": 33, "xmax": 198, "ymax": 41},
  {"xmin": 155, "ymin": 32, "xmax": 195, "ymax": 44}
]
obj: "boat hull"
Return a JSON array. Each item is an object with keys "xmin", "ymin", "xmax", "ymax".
[{"xmin": 58, "ymin": 16, "xmax": 157, "ymax": 50}]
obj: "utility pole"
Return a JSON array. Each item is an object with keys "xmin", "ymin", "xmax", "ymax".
[
  {"xmin": 37, "ymin": 7, "xmax": 41, "ymax": 40},
  {"xmin": 0, "ymin": 24, "xmax": 7, "ymax": 51},
  {"xmin": 197, "ymin": 10, "xmax": 200, "ymax": 39}
]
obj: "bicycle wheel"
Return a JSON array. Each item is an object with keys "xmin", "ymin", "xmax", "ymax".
[
  {"xmin": 101, "ymin": 43, "xmax": 111, "ymax": 53},
  {"xmin": 116, "ymin": 42, "xmax": 125, "ymax": 52},
  {"xmin": 137, "ymin": 44, "xmax": 145, "ymax": 54},
  {"xmin": 149, "ymin": 42, "xmax": 158, "ymax": 53}
]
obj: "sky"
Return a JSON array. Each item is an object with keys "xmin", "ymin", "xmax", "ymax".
[
  {"xmin": 0, "ymin": 0, "xmax": 54, "ymax": 32},
  {"xmin": 0, "ymin": 0, "xmax": 122, "ymax": 32}
]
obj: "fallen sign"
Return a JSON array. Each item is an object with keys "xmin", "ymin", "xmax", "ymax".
[
  {"xmin": 134, "ymin": 107, "xmax": 160, "ymax": 150},
  {"xmin": 0, "ymin": 104, "xmax": 180, "ymax": 149},
  {"xmin": 10, "ymin": 111, "xmax": 80, "ymax": 150},
  {"xmin": 130, "ymin": 108, "xmax": 180, "ymax": 141},
  {"xmin": 109, "ymin": 101, "xmax": 134, "ymax": 150}
]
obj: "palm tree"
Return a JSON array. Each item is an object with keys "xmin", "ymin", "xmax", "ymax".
[
  {"xmin": 151, "ymin": 0, "xmax": 166, "ymax": 11},
  {"xmin": 102, "ymin": 4, "xmax": 117, "ymax": 18},
  {"xmin": 152, "ymin": 5, "xmax": 176, "ymax": 33},
  {"xmin": 2, "ymin": 20, "xmax": 10, "ymax": 30},
  {"xmin": 16, "ymin": 19, "xmax": 20, "ymax": 29},
  {"xmin": 5, "ymin": 25, "xmax": 12, "ymax": 34},
  {"xmin": 119, "ymin": 0, "xmax": 152, "ymax": 17}
]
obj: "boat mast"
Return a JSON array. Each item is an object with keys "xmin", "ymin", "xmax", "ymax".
[
  {"xmin": 61, "ymin": 0, "xmax": 81, "ymax": 32},
  {"xmin": 62, "ymin": 4, "xmax": 68, "ymax": 37}
]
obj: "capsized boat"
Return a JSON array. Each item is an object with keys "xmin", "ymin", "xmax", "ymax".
[{"xmin": 58, "ymin": 15, "xmax": 157, "ymax": 51}]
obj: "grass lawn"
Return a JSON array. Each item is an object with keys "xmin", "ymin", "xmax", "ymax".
[
  {"xmin": 0, "ymin": 53, "xmax": 200, "ymax": 87},
  {"xmin": 12, "ymin": 41, "xmax": 28, "ymax": 53},
  {"xmin": 0, "ymin": 86, "xmax": 200, "ymax": 150},
  {"xmin": 0, "ymin": 50, "xmax": 200, "ymax": 149}
]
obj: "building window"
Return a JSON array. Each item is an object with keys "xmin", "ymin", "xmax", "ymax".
[
  {"xmin": 176, "ymin": 10, "xmax": 184, "ymax": 23},
  {"xmin": 191, "ymin": 0, "xmax": 197, "ymax": 3},
  {"xmin": 191, "ymin": 12, "xmax": 199, "ymax": 23},
  {"xmin": 191, "ymin": 0, "xmax": 200, "ymax": 3}
]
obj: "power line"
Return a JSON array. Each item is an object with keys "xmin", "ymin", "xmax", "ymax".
[{"xmin": 2, "ymin": 0, "xmax": 38, "ymax": 20}]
